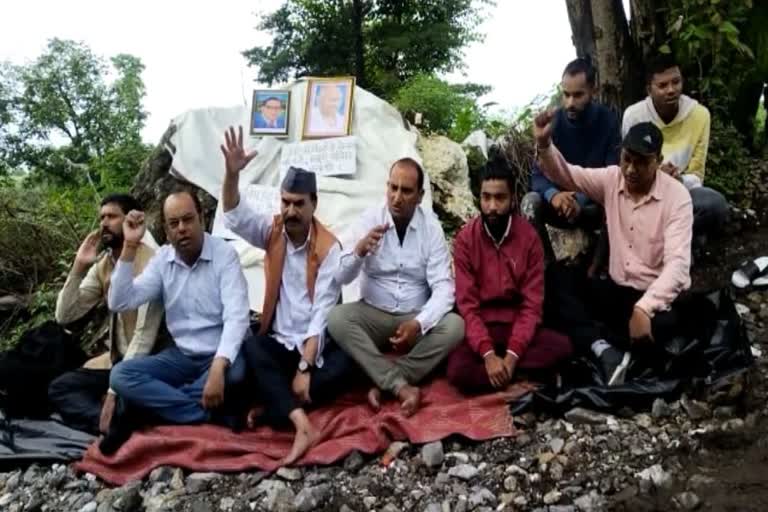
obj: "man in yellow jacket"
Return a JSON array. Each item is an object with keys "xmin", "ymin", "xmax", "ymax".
[{"xmin": 622, "ymin": 55, "xmax": 729, "ymax": 250}]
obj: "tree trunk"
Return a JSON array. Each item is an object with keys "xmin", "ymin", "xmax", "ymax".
[
  {"xmin": 589, "ymin": 0, "xmax": 643, "ymax": 114},
  {"xmin": 629, "ymin": 0, "xmax": 665, "ymax": 65},
  {"xmin": 352, "ymin": 0, "xmax": 366, "ymax": 88},
  {"xmin": 566, "ymin": 0, "xmax": 596, "ymax": 62}
]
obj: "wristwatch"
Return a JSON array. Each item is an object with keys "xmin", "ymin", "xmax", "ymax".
[{"xmin": 298, "ymin": 358, "xmax": 312, "ymax": 373}]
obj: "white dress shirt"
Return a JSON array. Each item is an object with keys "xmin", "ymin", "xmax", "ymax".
[
  {"xmin": 107, "ymin": 234, "xmax": 250, "ymax": 364},
  {"xmin": 336, "ymin": 203, "xmax": 455, "ymax": 334},
  {"xmin": 223, "ymin": 198, "xmax": 341, "ymax": 366}
]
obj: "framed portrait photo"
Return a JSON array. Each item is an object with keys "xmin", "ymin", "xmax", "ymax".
[
  {"xmin": 302, "ymin": 77, "xmax": 355, "ymax": 140},
  {"xmin": 250, "ymin": 90, "xmax": 291, "ymax": 137}
]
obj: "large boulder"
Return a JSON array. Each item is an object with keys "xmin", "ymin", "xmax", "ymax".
[{"xmin": 417, "ymin": 133, "xmax": 478, "ymax": 238}]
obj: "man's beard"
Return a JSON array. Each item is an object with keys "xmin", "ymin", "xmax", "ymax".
[
  {"xmin": 482, "ymin": 212, "xmax": 510, "ymax": 243},
  {"xmin": 101, "ymin": 229, "xmax": 123, "ymax": 249}
]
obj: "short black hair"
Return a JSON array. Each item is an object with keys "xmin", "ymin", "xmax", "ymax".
[
  {"xmin": 261, "ymin": 96, "xmax": 282, "ymax": 107},
  {"xmin": 390, "ymin": 158, "xmax": 425, "ymax": 192},
  {"xmin": 479, "ymin": 164, "xmax": 515, "ymax": 196},
  {"xmin": 100, "ymin": 193, "xmax": 141, "ymax": 215},
  {"xmin": 164, "ymin": 186, "xmax": 203, "ymax": 216},
  {"xmin": 563, "ymin": 57, "xmax": 596, "ymax": 87},
  {"xmin": 646, "ymin": 54, "xmax": 681, "ymax": 84}
]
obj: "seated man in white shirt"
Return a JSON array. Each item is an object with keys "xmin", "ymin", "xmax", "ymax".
[
  {"xmin": 102, "ymin": 188, "xmax": 251, "ymax": 454},
  {"xmin": 327, "ymin": 158, "xmax": 465, "ymax": 416},
  {"xmin": 220, "ymin": 126, "xmax": 351, "ymax": 466}
]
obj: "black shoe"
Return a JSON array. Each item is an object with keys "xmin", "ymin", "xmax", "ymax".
[
  {"xmin": 98, "ymin": 420, "xmax": 135, "ymax": 456},
  {"xmin": 596, "ymin": 347, "xmax": 631, "ymax": 387},
  {"xmin": 98, "ymin": 399, "xmax": 138, "ymax": 456}
]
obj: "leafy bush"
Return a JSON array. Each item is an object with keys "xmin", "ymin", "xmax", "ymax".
[
  {"xmin": 705, "ymin": 116, "xmax": 759, "ymax": 206},
  {"xmin": 394, "ymin": 74, "xmax": 486, "ymax": 141},
  {"xmin": 0, "ymin": 183, "xmax": 99, "ymax": 345}
]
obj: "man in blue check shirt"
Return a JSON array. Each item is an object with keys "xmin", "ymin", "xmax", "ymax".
[{"xmin": 100, "ymin": 188, "xmax": 251, "ymax": 454}]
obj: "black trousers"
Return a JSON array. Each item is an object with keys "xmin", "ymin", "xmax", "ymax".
[
  {"xmin": 544, "ymin": 264, "xmax": 706, "ymax": 354},
  {"xmin": 48, "ymin": 368, "xmax": 110, "ymax": 434},
  {"xmin": 243, "ymin": 334, "xmax": 352, "ymax": 427}
]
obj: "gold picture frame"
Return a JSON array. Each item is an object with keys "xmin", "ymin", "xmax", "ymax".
[{"xmin": 302, "ymin": 77, "xmax": 355, "ymax": 140}]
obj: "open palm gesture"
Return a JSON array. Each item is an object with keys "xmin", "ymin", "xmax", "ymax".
[{"xmin": 220, "ymin": 125, "xmax": 258, "ymax": 175}]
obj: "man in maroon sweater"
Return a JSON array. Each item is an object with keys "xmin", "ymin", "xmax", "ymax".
[{"xmin": 447, "ymin": 165, "xmax": 573, "ymax": 393}]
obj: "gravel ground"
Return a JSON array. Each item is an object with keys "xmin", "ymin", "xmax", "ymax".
[{"xmin": 0, "ymin": 226, "xmax": 766, "ymax": 512}]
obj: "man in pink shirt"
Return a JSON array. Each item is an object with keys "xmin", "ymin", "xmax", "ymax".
[{"xmin": 534, "ymin": 113, "xmax": 694, "ymax": 386}]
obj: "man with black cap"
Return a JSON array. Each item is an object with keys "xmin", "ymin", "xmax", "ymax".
[
  {"xmin": 220, "ymin": 126, "xmax": 350, "ymax": 466},
  {"xmin": 533, "ymin": 112, "xmax": 694, "ymax": 386}
]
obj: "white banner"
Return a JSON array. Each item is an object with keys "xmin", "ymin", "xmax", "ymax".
[{"xmin": 279, "ymin": 136, "xmax": 357, "ymax": 178}]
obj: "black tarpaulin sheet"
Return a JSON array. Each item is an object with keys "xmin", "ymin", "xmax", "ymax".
[{"xmin": 511, "ymin": 289, "xmax": 755, "ymax": 415}]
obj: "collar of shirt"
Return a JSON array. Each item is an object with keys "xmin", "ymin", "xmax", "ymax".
[
  {"xmin": 482, "ymin": 215, "xmax": 512, "ymax": 248},
  {"xmin": 617, "ymin": 171, "xmax": 665, "ymax": 204},
  {"xmin": 283, "ymin": 224, "xmax": 312, "ymax": 254},
  {"xmin": 382, "ymin": 203, "xmax": 423, "ymax": 234},
  {"xmin": 165, "ymin": 233, "xmax": 215, "ymax": 266}
]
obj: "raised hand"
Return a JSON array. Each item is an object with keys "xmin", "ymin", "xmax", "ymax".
[
  {"xmin": 220, "ymin": 125, "xmax": 258, "ymax": 175},
  {"xmin": 354, "ymin": 224, "xmax": 390, "ymax": 258},
  {"xmin": 533, "ymin": 109, "xmax": 556, "ymax": 148},
  {"xmin": 74, "ymin": 230, "xmax": 101, "ymax": 273},
  {"xmin": 122, "ymin": 210, "xmax": 146, "ymax": 245}
]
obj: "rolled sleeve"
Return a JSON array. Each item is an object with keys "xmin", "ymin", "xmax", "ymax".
[{"xmin": 214, "ymin": 247, "xmax": 251, "ymax": 363}]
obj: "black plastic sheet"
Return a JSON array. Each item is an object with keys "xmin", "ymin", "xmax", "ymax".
[{"xmin": 511, "ymin": 289, "xmax": 755, "ymax": 416}]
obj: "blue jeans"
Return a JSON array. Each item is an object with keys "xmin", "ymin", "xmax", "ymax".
[{"xmin": 110, "ymin": 346, "xmax": 246, "ymax": 424}]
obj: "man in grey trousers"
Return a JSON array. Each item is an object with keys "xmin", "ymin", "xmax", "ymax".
[{"xmin": 327, "ymin": 157, "xmax": 464, "ymax": 417}]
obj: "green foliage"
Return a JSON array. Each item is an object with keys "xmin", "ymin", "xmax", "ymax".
[
  {"xmin": 0, "ymin": 40, "xmax": 150, "ymax": 347},
  {"xmin": 663, "ymin": 0, "xmax": 761, "ymax": 110},
  {"xmin": 0, "ymin": 184, "xmax": 98, "ymax": 346},
  {"xmin": 0, "ymin": 39, "xmax": 149, "ymax": 185},
  {"xmin": 244, "ymin": 0, "xmax": 491, "ymax": 99},
  {"xmin": 393, "ymin": 74, "xmax": 488, "ymax": 141},
  {"xmin": 704, "ymin": 117, "xmax": 753, "ymax": 202}
]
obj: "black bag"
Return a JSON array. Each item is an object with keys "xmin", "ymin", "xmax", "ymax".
[{"xmin": 0, "ymin": 321, "xmax": 86, "ymax": 418}]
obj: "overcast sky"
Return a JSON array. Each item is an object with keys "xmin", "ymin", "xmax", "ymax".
[{"xmin": 1, "ymin": 0, "xmax": 578, "ymax": 143}]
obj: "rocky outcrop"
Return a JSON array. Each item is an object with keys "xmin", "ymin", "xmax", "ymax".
[
  {"xmin": 416, "ymin": 133, "xmax": 478, "ymax": 238},
  {"xmin": 130, "ymin": 124, "xmax": 217, "ymax": 245}
]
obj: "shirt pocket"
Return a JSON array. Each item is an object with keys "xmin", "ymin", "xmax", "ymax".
[{"xmin": 636, "ymin": 236, "xmax": 664, "ymax": 268}]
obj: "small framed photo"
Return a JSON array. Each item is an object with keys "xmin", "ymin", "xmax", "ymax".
[
  {"xmin": 250, "ymin": 90, "xmax": 291, "ymax": 136},
  {"xmin": 302, "ymin": 77, "xmax": 355, "ymax": 139}
]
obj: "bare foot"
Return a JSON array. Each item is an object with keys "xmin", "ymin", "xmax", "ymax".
[
  {"xmin": 246, "ymin": 405, "xmax": 264, "ymax": 429},
  {"xmin": 367, "ymin": 387, "xmax": 382, "ymax": 411},
  {"xmin": 396, "ymin": 384, "xmax": 421, "ymax": 417},
  {"xmin": 282, "ymin": 423, "xmax": 320, "ymax": 466}
]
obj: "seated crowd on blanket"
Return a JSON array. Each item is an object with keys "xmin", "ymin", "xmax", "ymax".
[{"xmin": 46, "ymin": 54, "xmax": 726, "ymax": 464}]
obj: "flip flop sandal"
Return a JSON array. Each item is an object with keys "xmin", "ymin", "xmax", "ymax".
[{"xmin": 731, "ymin": 256, "xmax": 768, "ymax": 289}]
